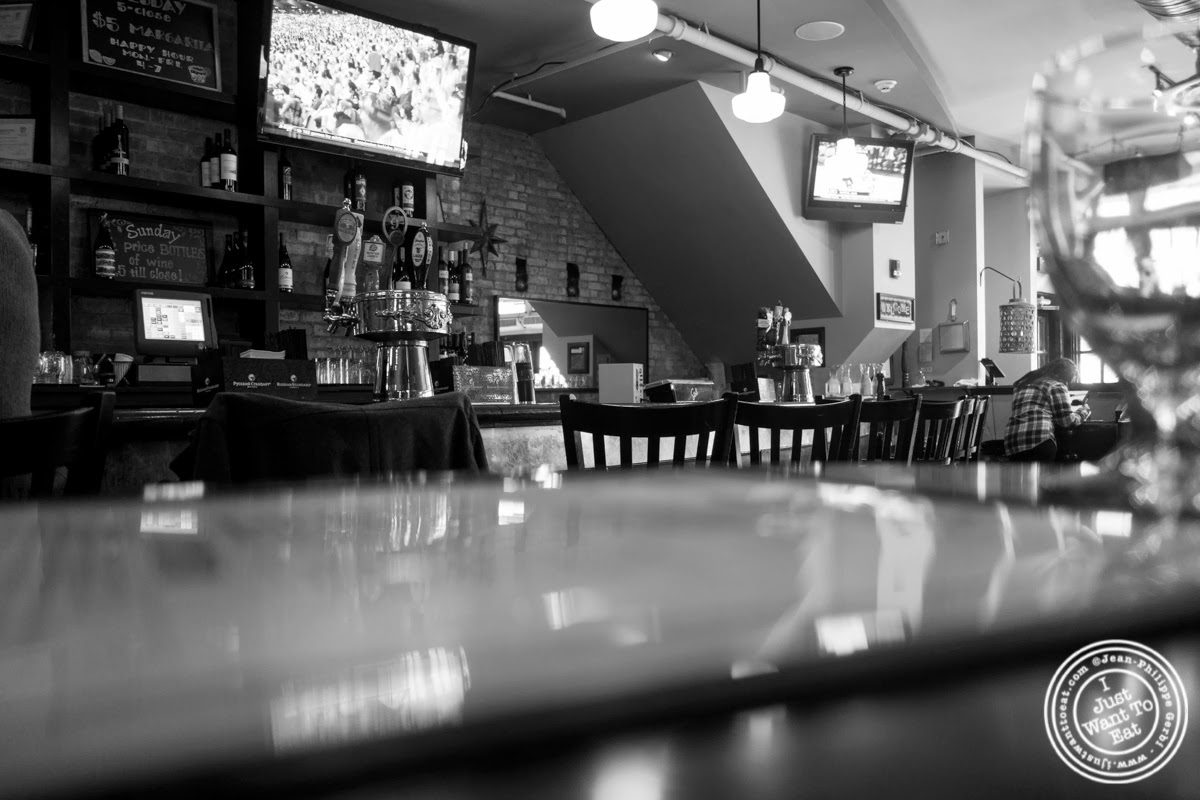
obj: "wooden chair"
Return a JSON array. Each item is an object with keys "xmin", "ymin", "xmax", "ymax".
[
  {"xmin": 855, "ymin": 395, "xmax": 922, "ymax": 465},
  {"xmin": 559, "ymin": 394, "xmax": 739, "ymax": 470},
  {"xmin": 960, "ymin": 395, "xmax": 990, "ymax": 463},
  {"xmin": 731, "ymin": 395, "xmax": 862, "ymax": 467},
  {"xmin": 0, "ymin": 391, "xmax": 115, "ymax": 497},
  {"xmin": 912, "ymin": 398, "xmax": 967, "ymax": 465}
]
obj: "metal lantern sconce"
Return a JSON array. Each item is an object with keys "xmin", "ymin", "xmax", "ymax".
[
  {"xmin": 566, "ymin": 262, "xmax": 580, "ymax": 297},
  {"xmin": 515, "ymin": 257, "xmax": 528, "ymax": 293},
  {"xmin": 611, "ymin": 275, "xmax": 623, "ymax": 301},
  {"xmin": 979, "ymin": 266, "xmax": 1036, "ymax": 354}
]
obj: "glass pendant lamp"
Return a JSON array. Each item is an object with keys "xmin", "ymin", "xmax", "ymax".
[{"xmin": 731, "ymin": 0, "xmax": 784, "ymax": 123}]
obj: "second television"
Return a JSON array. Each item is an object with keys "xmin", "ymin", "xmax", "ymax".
[
  {"xmin": 802, "ymin": 134, "xmax": 915, "ymax": 224},
  {"xmin": 259, "ymin": 0, "xmax": 475, "ymax": 173}
]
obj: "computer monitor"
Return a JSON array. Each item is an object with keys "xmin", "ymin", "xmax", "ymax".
[{"xmin": 133, "ymin": 289, "xmax": 218, "ymax": 360}]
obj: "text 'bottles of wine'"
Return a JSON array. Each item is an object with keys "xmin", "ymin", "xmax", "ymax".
[
  {"xmin": 278, "ymin": 234, "xmax": 293, "ymax": 293},
  {"xmin": 94, "ymin": 214, "xmax": 117, "ymax": 279},
  {"xmin": 220, "ymin": 129, "xmax": 238, "ymax": 192}
]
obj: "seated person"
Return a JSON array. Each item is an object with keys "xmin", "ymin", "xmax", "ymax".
[
  {"xmin": 1004, "ymin": 358, "xmax": 1089, "ymax": 462},
  {"xmin": 0, "ymin": 207, "xmax": 37, "ymax": 420}
]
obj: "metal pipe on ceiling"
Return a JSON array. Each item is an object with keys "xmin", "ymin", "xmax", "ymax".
[
  {"xmin": 648, "ymin": 12, "xmax": 1029, "ymax": 179},
  {"xmin": 495, "ymin": 91, "xmax": 568, "ymax": 118}
]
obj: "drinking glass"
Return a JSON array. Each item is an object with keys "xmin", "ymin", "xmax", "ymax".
[{"xmin": 1029, "ymin": 23, "xmax": 1200, "ymax": 518}]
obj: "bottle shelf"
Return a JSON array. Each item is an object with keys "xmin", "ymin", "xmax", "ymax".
[
  {"xmin": 0, "ymin": 46, "xmax": 49, "ymax": 82},
  {"xmin": 278, "ymin": 293, "xmax": 486, "ymax": 318},
  {"xmin": 66, "ymin": 276, "xmax": 266, "ymax": 301},
  {"xmin": 69, "ymin": 63, "xmax": 238, "ymax": 123},
  {"xmin": 437, "ymin": 221, "xmax": 482, "ymax": 245},
  {"xmin": 67, "ymin": 169, "xmax": 271, "ymax": 215}
]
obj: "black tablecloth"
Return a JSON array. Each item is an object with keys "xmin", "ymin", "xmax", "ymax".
[{"xmin": 172, "ymin": 392, "xmax": 489, "ymax": 483}]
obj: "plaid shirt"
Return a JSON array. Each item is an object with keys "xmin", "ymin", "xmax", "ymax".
[{"xmin": 1004, "ymin": 379, "xmax": 1083, "ymax": 456}]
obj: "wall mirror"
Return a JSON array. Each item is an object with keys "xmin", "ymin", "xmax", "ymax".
[{"xmin": 493, "ymin": 297, "xmax": 649, "ymax": 389}]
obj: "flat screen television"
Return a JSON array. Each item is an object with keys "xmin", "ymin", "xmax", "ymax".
[
  {"xmin": 803, "ymin": 134, "xmax": 915, "ymax": 224},
  {"xmin": 134, "ymin": 289, "xmax": 218, "ymax": 359},
  {"xmin": 259, "ymin": 0, "xmax": 475, "ymax": 174}
]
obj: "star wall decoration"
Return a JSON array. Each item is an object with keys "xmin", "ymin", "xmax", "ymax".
[{"xmin": 468, "ymin": 200, "xmax": 506, "ymax": 276}]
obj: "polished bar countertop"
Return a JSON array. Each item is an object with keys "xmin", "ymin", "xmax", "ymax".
[{"xmin": 2, "ymin": 467, "xmax": 1199, "ymax": 798}]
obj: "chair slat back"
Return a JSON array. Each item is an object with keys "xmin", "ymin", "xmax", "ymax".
[
  {"xmin": 857, "ymin": 396, "xmax": 922, "ymax": 465},
  {"xmin": 559, "ymin": 394, "xmax": 739, "ymax": 470},
  {"xmin": 959, "ymin": 395, "xmax": 990, "ymax": 462},
  {"xmin": 732, "ymin": 396, "xmax": 862, "ymax": 467},
  {"xmin": 0, "ymin": 392, "xmax": 115, "ymax": 496},
  {"xmin": 912, "ymin": 398, "xmax": 966, "ymax": 465}
]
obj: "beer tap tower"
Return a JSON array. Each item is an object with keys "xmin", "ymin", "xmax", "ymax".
[
  {"xmin": 323, "ymin": 200, "xmax": 452, "ymax": 400},
  {"xmin": 756, "ymin": 302, "xmax": 823, "ymax": 404}
]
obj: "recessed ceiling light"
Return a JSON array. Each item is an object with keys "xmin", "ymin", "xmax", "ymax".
[
  {"xmin": 795, "ymin": 21, "xmax": 844, "ymax": 41},
  {"xmin": 652, "ymin": 49, "xmax": 673, "ymax": 62}
]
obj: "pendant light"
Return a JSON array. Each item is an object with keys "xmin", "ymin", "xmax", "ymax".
[
  {"xmin": 591, "ymin": 0, "xmax": 659, "ymax": 42},
  {"xmin": 980, "ymin": 267, "xmax": 1037, "ymax": 354},
  {"xmin": 827, "ymin": 66, "xmax": 865, "ymax": 180},
  {"xmin": 731, "ymin": 0, "xmax": 785, "ymax": 123}
]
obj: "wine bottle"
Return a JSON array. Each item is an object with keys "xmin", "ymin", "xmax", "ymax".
[
  {"xmin": 460, "ymin": 253, "xmax": 474, "ymax": 305},
  {"xmin": 220, "ymin": 128, "xmax": 238, "ymax": 192},
  {"xmin": 93, "ymin": 214, "xmax": 117, "ymax": 279},
  {"xmin": 25, "ymin": 207, "xmax": 36, "ymax": 269},
  {"xmin": 447, "ymin": 251, "xmax": 460, "ymax": 303},
  {"xmin": 278, "ymin": 148, "xmax": 293, "ymax": 201},
  {"xmin": 209, "ymin": 130, "xmax": 222, "ymax": 188},
  {"xmin": 200, "ymin": 136, "xmax": 212, "ymax": 188},
  {"xmin": 216, "ymin": 233, "xmax": 232, "ymax": 287},
  {"xmin": 342, "ymin": 160, "xmax": 356, "ymax": 205},
  {"xmin": 98, "ymin": 108, "xmax": 113, "ymax": 173},
  {"xmin": 239, "ymin": 231, "xmax": 255, "ymax": 290},
  {"xmin": 92, "ymin": 111, "xmax": 105, "ymax": 172},
  {"xmin": 111, "ymin": 105, "xmax": 130, "ymax": 177},
  {"xmin": 436, "ymin": 245, "xmax": 449, "ymax": 295},
  {"xmin": 392, "ymin": 243, "xmax": 411, "ymax": 290},
  {"xmin": 277, "ymin": 233, "xmax": 293, "ymax": 293}
]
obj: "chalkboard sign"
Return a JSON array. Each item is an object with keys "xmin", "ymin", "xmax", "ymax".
[
  {"xmin": 91, "ymin": 210, "xmax": 211, "ymax": 286},
  {"xmin": 81, "ymin": 0, "xmax": 223, "ymax": 92}
]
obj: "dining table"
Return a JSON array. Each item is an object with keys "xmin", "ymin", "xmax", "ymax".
[{"xmin": 2, "ymin": 462, "xmax": 1199, "ymax": 798}]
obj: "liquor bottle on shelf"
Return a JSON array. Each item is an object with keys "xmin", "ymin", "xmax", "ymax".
[
  {"xmin": 436, "ymin": 245, "xmax": 449, "ymax": 295},
  {"xmin": 239, "ymin": 231, "xmax": 256, "ymax": 290},
  {"xmin": 392, "ymin": 243, "xmax": 412, "ymax": 290},
  {"xmin": 277, "ymin": 233, "xmax": 293, "ymax": 293},
  {"xmin": 216, "ymin": 233, "xmax": 233, "ymax": 287},
  {"xmin": 343, "ymin": 161, "xmax": 367, "ymax": 212},
  {"xmin": 447, "ymin": 252, "xmax": 460, "ymax": 303},
  {"xmin": 110, "ymin": 105, "xmax": 129, "ymax": 177},
  {"xmin": 199, "ymin": 136, "xmax": 212, "ymax": 188},
  {"xmin": 209, "ymin": 129, "xmax": 222, "ymax": 188},
  {"xmin": 342, "ymin": 161, "xmax": 355, "ymax": 205},
  {"xmin": 278, "ymin": 148, "xmax": 293, "ymax": 201},
  {"xmin": 25, "ymin": 207, "xmax": 36, "ymax": 269},
  {"xmin": 92, "ymin": 110, "xmax": 106, "ymax": 172},
  {"xmin": 219, "ymin": 128, "xmax": 238, "ymax": 192},
  {"xmin": 460, "ymin": 252, "xmax": 474, "ymax": 305},
  {"xmin": 93, "ymin": 213, "xmax": 116, "ymax": 279}
]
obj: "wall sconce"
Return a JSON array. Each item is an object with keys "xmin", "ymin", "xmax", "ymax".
[
  {"xmin": 611, "ymin": 275, "xmax": 623, "ymax": 301},
  {"xmin": 515, "ymin": 257, "xmax": 528, "ymax": 292},
  {"xmin": 566, "ymin": 262, "xmax": 580, "ymax": 297},
  {"xmin": 889, "ymin": 259, "xmax": 900, "ymax": 278},
  {"xmin": 979, "ymin": 266, "xmax": 1035, "ymax": 354}
]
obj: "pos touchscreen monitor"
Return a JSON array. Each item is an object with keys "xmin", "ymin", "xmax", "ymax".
[{"xmin": 133, "ymin": 289, "xmax": 218, "ymax": 359}]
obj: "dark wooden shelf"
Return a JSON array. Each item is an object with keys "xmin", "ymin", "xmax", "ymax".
[
  {"xmin": 69, "ymin": 63, "xmax": 238, "ymax": 122},
  {"xmin": 451, "ymin": 302, "xmax": 484, "ymax": 317},
  {"xmin": 0, "ymin": 158, "xmax": 55, "ymax": 179},
  {"xmin": 67, "ymin": 169, "xmax": 270, "ymax": 214},
  {"xmin": 437, "ymin": 221, "xmax": 481, "ymax": 244},
  {"xmin": 0, "ymin": 46, "xmax": 49, "ymax": 81},
  {"xmin": 272, "ymin": 197, "xmax": 435, "ymax": 233},
  {"xmin": 67, "ymin": 277, "xmax": 266, "ymax": 302}
]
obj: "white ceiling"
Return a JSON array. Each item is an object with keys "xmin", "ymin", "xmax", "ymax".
[{"xmin": 344, "ymin": 0, "xmax": 1164, "ymax": 153}]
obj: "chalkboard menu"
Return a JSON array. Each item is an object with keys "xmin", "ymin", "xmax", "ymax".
[
  {"xmin": 81, "ymin": 0, "xmax": 223, "ymax": 92},
  {"xmin": 91, "ymin": 211, "xmax": 211, "ymax": 286}
]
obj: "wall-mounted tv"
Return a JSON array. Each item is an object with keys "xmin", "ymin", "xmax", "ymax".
[
  {"xmin": 259, "ymin": 0, "xmax": 475, "ymax": 174},
  {"xmin": 803, "ymin": 134, "xmax": 915, "ymax": 224}
]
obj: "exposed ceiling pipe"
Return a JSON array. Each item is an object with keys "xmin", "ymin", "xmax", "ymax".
[
  {"xmin": 1132, "ymin": 0, "xmax": 1200, "ymax": 48},
  {"xmin": 495, "ymin": 91, "xmax": 568, "ymax": 118},
  {"xmin": 501, "ymin": 39, "xmax": 650, "ymax": 94},
  {"xmin": 646, "ymin": 12, "xmax": 1028, "ymax": 179}
]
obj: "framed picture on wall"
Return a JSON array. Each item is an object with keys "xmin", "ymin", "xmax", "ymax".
[
  {"xmin": 0, "ymin": 116, "xmax": 34, "ymax": 161},
  {"xmin": 877, "ymin": 293, "xmax": 915, "ymax": 324},
  {"xmin": 0, "ymin": 2, "xmax": 36, "ymax": 49},
  {"xmin": 567, "ymin": 342, "xmax": 591, "ymax": 375}
]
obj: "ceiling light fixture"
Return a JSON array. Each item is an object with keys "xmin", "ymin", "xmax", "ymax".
[
  {"xmin": 826, "ymin": 66, "xmax": 866, "ymax": 182},
  {"xmin": 795, "ymin": 21, "xmax": 844, "ymax": 41},
  {"xmin": 652, "ymin": 49, "xmax": 673, "ymax": 62},
  {"xmin": 731, "ymin": 0, "xmax": 785, "ymax": 124},
  {"xmin": 590, "ymin": 0, "xmax": 659, "ymax": 42}
]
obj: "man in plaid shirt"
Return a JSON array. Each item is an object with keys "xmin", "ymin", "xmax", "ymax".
[{"xmin": 1004, "ymin": 358, "xmax": 1089, "ymax": 461}]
